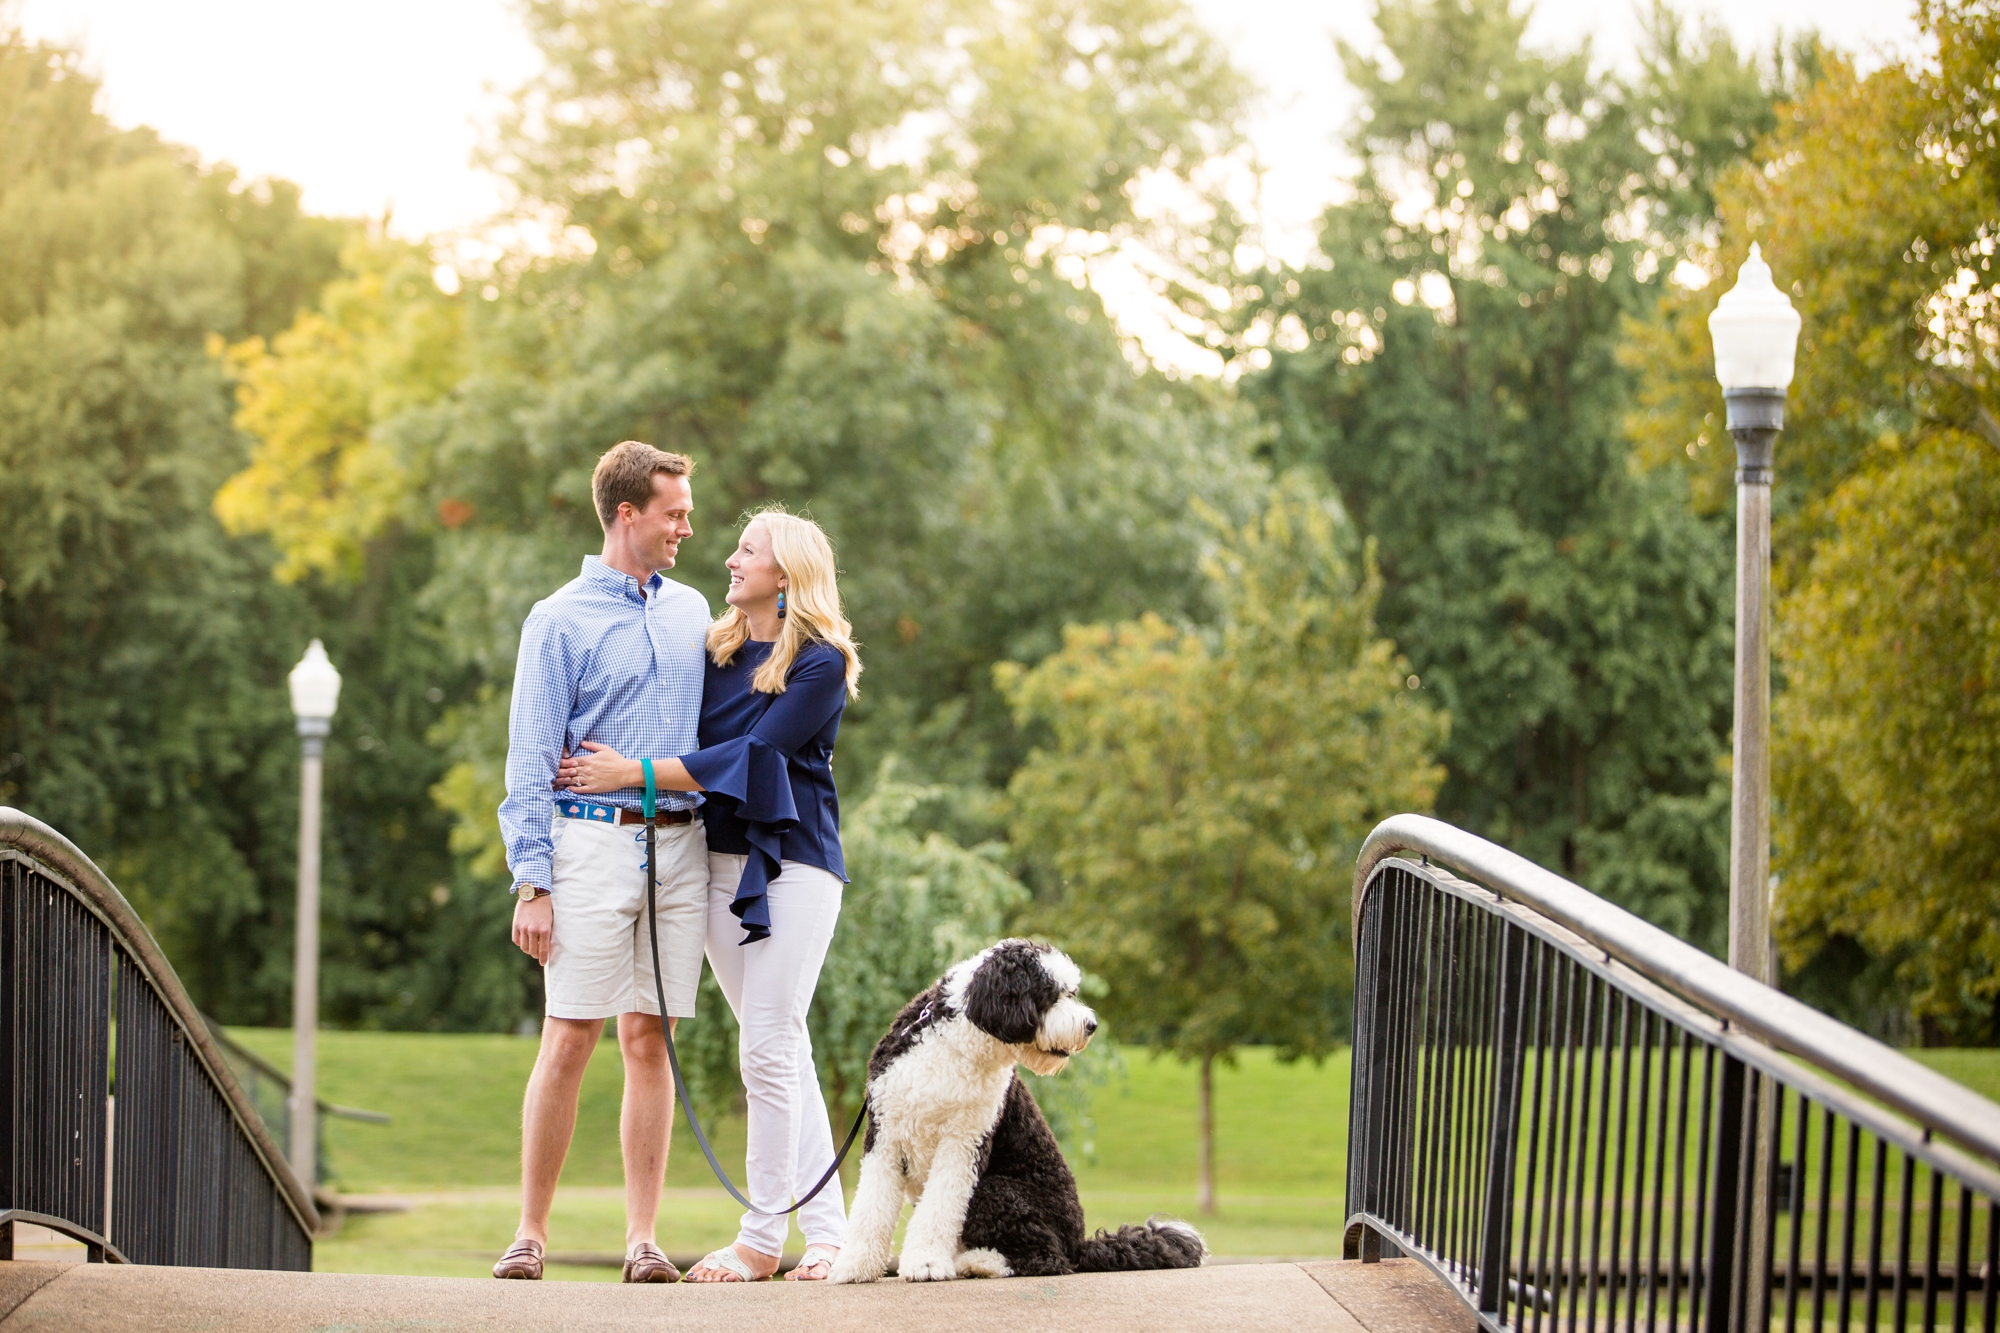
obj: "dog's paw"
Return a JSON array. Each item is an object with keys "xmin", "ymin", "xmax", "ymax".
[
  {"xmin": 827, "ymin": 1254, "xmax": 884, "ymax": 1285},
  {"xmin": 955, "ymin": 1248, "xmax": 1012, "ymax": 1279},
  {"xmin": 899, "ymin": 1248, "xmax": 958, "ymax": 1282}
]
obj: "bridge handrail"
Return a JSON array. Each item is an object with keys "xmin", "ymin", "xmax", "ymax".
[
  {"xmin": 0, "ymin": 808, "xmax": 319, "ymax": 1244},
  {"xmin": 1356, "ymin": 813, "xmax": 2000, "ymax": 1169},
  {"xmin": 1349, "ymin": 815, "xmax": 2000, "ymax": 1333}
]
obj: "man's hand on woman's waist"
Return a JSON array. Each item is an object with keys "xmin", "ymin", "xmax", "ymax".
[{"xmin": 556, "ymin": 742, "xmax": 701, "ymax": 795}]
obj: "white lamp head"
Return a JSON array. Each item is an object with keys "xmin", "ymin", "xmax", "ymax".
[
  {"xmin": 1707, "ymin": 243, "xmax": 1802, "ymax": 391},
  {"xmin": 288, "ymin": 639, "xmax": 342, "ymax": 721}
]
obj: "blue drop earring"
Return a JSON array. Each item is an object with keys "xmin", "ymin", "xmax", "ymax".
[{"xmin": 776, "ymin": 589, "xmax": 787, "ymax": 620}]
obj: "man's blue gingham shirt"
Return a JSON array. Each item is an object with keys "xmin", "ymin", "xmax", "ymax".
[{"xmin": 500, "ymin": 556, "xmax": 710, "ymax": 895}]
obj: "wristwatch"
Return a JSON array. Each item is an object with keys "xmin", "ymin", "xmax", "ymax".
[{"xmin": 516, "ymin": 884, "xmax": 548, "ymax": 904}]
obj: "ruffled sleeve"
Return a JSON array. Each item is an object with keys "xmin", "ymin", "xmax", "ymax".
[
  {"xmin": 681, "ymin": 645, "xmax": 848, "ymax": 944},
  {"xmin": 681, "ymin": 734, "xmax": 799, "ymax": 942}
]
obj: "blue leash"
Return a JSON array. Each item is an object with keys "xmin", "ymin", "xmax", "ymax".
[{"xmin": 640, "ymin": 758, "xmax": 866, "ymax": 1216}]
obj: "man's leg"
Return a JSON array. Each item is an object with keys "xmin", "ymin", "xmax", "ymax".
[
  {"xmin": 617, "ymin": 1012, "xmax": 675, "ymax": 1248},
  {"xmin": 517, "ymin": 1016, "xmax": 604, "ymax": 1245},
  {"xmin": 618, "ymin": 821, "xmax": 707, "ymax": 1262}
]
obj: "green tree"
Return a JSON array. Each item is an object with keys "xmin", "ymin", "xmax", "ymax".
[
  {"xmin": 215, "ymin": 233, "xmax": 465, "ymax": 584},
  {"xmin": 219, "ymin": 0, "xmax": 1272, "ymax": 944},
  {"xmin": 0, "ymin": 25, "xmax": 339, "ymax": 1008},
  {"xmin": 1625, "ymin": 0, "xmax": 2000, "ymax": 1038},
  {"xmin": 1248, "ymin": 0, "xmax": 1790, "ymax": 948},
  {"xmin": 1000, "ymin": 480, "xmax": 1446, "ymax": 1210},
  {"xmin": 0, "ymin": 23, "xmax": 532, "ymax": 1031},
  {"xmin": 1776, "ymin": 439, "xmax": 1999, "ymax": 1041}
]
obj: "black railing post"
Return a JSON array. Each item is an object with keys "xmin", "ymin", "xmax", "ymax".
[
  {"xmin": 1348, "ymin": 870, "xmax": 1390, "ymax": 1260},
  {"xmin": 1347, "ymin": 868, "xmax": 1420, "ymax": 1265},
  {"xmin": 0, "ymin": 861, "xmax": 14, "ymax": 1260},
  {"xmin": 1708, "ymin": 1053, "xmax": 1748, "ymax": 1333},
  {"xmin": 1477, "ymin": 922, "xmax": 1526, "ymax": 1313}
]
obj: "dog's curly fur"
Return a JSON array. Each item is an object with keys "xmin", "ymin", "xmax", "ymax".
[{"xmin": 827, "ymin": 939, "xmax": 1206, "ymax": 1283}]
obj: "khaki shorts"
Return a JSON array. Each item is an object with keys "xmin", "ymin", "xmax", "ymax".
[{"xmin": 545, "ymin": 815, "xmax": 708, "ymax": 1020}]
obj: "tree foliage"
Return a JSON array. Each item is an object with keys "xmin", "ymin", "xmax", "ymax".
[
  {"xmin": 0, "ymin": 23, "xmax": 537, "ymax": 1031},
  {"xmin": 1001, "ymin": 479, "xmax": 1446, "ymax": 1199},
  {"xmin": 1626, "ymin": 0, "xmax": 2000, "ymax": 1038},
  {"xmin": 150, "ymin": 0, "xmax": 1270, "ymax": 1051},
  {"xmin": 1776, "ymin": 437, "xmax": 1999, "ymax": 1040},
  {"xmin": 0, "ymin": 25, "xmax": 330, "ymax": 1003},
  {"xmin": 215, "ymin": 235, "xmax": 465, "ymax": 583},
  {"xmin": 1249, "ymin": 0, "xmax": 1793, "ymax": 947},
  {"xmin": 222, "ymin": 0, "xmax": 1268, "ymax": 876}
]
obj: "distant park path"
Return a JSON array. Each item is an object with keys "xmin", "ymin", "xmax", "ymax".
[{"xmin": 0, "ymin": 1257, "xmax": 1472, "ymax": 1332}]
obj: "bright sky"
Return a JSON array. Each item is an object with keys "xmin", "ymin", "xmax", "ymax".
[
  {"xmin": 17, "ymin": 0, "xmax": 1921, "ymax": 369},
  {"xmin": 18, "ymin": 0, "xmax": 1923, "ymax": 241}
]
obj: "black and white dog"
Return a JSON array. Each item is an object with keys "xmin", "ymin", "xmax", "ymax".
[{"xmin": 827, "ymin": 939, "xmax": 1206, "ymax": 1283}]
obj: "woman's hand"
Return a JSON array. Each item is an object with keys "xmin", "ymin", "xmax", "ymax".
[{"xmin": 555, "ymin": 741, "xmax": 644, "ymax": 795}]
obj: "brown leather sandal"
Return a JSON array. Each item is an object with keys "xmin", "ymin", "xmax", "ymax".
[
  {"xmin": 493, "ymin": 1237, "xmax": 545, "ymax": 1280},
  {"xmin": 623, "ymin": 1242, "xmax": 682, "ymax": 1284}
]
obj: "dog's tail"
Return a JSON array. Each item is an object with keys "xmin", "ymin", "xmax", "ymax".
[{"xmin": 1076, "ymin": 1214, "xmax": 1207, "ymax": 1272}]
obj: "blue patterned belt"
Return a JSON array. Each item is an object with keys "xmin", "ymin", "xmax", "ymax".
[{"xmin": 556, "ymin": 798, "xmax": 693, "ymax": 827}]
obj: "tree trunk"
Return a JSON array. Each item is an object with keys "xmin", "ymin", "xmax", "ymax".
[{"xmin": 1197, "ymin": 1052, "xmax": 1215, "ymax": 1216}]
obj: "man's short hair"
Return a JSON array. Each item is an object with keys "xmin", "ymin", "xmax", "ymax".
[{"xmin": 591, "ymin": 441, "xmax": 694, "ymax": 528}]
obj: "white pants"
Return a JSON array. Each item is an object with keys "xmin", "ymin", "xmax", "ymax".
[{"xmin": 705, "ymin": 853, "xmax": 847, "ymax": 1254}]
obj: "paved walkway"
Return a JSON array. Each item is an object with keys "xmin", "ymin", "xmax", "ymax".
[{"xmin": 0, "ymin": 1256, "xmax": 1474, "ymax": 1332}]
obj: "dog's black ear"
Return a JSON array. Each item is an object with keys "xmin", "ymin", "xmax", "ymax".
[{"xmin": 962, "ymin": 942, "xmax": 1050, "ymax": 1044}]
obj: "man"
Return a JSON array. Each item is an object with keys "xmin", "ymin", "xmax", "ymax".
[{"xmin": 491, "ymin": 441, "xmax": 711, "ymax": 1283}]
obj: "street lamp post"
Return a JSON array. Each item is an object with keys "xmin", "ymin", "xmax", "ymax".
[
  {"xmin": 287, "ymin": 639, "xmax": 341, "ymax": 1191},
  {"xmin": 1708, "ymin": 243, "xmax": 1800, "ymax": 988},
  {"xmin": 1710, "ymin": 250, "xmax": 1801, "ymax": 1324}
]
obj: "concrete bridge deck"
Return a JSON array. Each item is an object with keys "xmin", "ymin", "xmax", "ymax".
[{"xmin": 0, "ymin": 1257, "xmax": 1473, "ymax": 1332}]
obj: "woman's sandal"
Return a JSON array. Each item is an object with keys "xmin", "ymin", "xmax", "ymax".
[
  {"xmin": 492, "ymin": 1237, "xmax": 544, "ymax": 1280},
  {"xmin": 785, "ymin": 1244, "xmax": 840, "ymax": 1281},
  {"xmin": 622, "ymin": 1241, "xmax": 682, "ymax": 1284},
  {"xmin": 685, "ymin": 1246, "xmax": 768, "ymax": 1283}
]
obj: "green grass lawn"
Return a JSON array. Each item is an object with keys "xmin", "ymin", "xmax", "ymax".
[
  {"xmin": 226, "ymin": 1026, "xmax": 2000, "ymax": 1282},
  {"xmin": 226, "ymin": 1029, "xmax": 1350, "ymax": 1274},
  {"xmin": 1908, "ymin": 1048, "xmax": 2000, "ymax": 1103}
]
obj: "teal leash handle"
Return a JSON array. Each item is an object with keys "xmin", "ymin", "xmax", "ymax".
[{"xmin": 638, "ymin": 758, "xmax": 864, "ymax": 1216}]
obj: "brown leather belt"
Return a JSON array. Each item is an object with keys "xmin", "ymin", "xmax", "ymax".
[{"xmin": 614, "ymin": 807, "xmax": 693, "ymax": 826}]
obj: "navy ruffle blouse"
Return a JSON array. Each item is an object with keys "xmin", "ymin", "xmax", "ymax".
[{"xmin": 680, "ymin": 639, "xmax": 848, "ymax": 943}]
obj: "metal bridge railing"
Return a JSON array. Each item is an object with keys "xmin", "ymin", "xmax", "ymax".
[
  {"xmin": 200, "ymin": 1014, "xmax": 391, "ymax": 1187},
  {"xmin": 0, "ymin": 808, "xmax": 317, "ymax": 1268},
  {"xmin": 1347, "ymin": 814, "xmax": 2000, "ymax": 1333}
]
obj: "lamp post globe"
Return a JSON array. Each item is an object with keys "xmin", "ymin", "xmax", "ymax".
[
  {"xmin": 288, "ymin": 638, "xmax": 342, "ymax": 735},
  {"xmin": 286, "ymin": 639, "xmax": 340, "ymax": 1194},
  {"xmin": 1709, "ymin": 243, "xmax": 1802, "ymax": 398},
  {"xmin": 1707, "ymin": 243, "xmax": 1800, "ymax": 990}
]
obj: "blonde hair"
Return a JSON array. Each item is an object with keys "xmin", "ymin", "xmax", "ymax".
[{"xmin": 707, "ymin": 509, "xmax": 862, "ymax": 698}]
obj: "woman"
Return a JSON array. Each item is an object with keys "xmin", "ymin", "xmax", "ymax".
[{"xmin": 559, "ymin": 508, "xmax": 860, "ymax": 1283}]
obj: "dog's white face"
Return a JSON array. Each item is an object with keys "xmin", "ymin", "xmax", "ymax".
[{"xmin": 944, "ymin": 940, "xmax": 1097, "ymax": 1076}]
